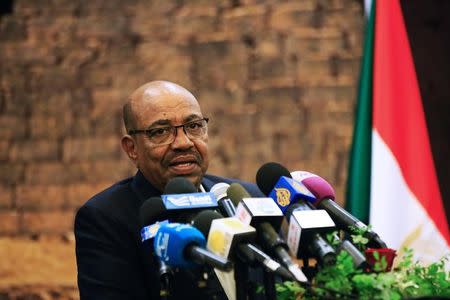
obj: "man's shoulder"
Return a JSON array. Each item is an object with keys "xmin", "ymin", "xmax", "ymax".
[
  {"xmin": 203, "ymin": 174, "xmax": 264, "ymax": 197},
  {"xmin": 74, "ymin": 175, "xmax": 143, "ymax": 235},
  {"xmin": 81, "ymin": 176, "xmax": 135, "ymax": 212}
]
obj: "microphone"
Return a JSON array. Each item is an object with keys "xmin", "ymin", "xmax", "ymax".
[
  {"xmin": 191, "ymin": 210, "xmax": 294, "ymax": 280},
  {"xmin": 210, "ymin": 182, "xmax": 236, "ymax": 217},
  {"xmin": 190, "ymin": 209, "xmax": 224, "ymax": 238},
  {"xmin": 140, "ymin": 194, "xmax": 219, "ymax": 231},
  {"xmin": 229, "ymin": 183, "xmax": 284, "ymax": 231},
  {"xmin": 256, "ymin": 167, "xmax": 367, "ymax": 269},
  {"xmin": 228, "ymin": 183, "xmax": 308, "ymax": 283},
  {"xmin": 154, "ymin": 222, "xmax": 232, "ymax": 271},
  {"xmin": 164, "ymin": 176, "xmax": 198, "ymax": 194},
  {"xmin": 139, "ymin": 195, "xmax": 228, "ymax": 269},
  {"xmin": 139, "ymin": 197, "xmax": 172, "ymax": 298},
  {"xmin": 337, "ymin": 239, "xmax": 368, "ymax": 269},
  {"xmin": 190, "ymin": 210, "xmax": 238, "ymax": 300},
  {"xmin": 284, "ymin": 203, "xmax": 336, "ymax": 266},
  {"xmin": 139, "ymin": 196, "xmax": 168, "ymax": 225},
  {"xmin": 192, "ymin": 210, "xmax": 295, "ymax": 300},
  {"xmin": 161, "ymin": 177, "xmax": 219, "ymax": 223},
  {"xmin": 289, "ymin": 204, "xmax": 367, "ymax": 269},
  {"xmin": 140, "ymin": 196, "xmax": 232, "ymax": 297},
  {"xmin": 256, "ymin": 162, "xmax": 337, "ymax": 266},
  {"xmin": 256, "ymin": 162, "xmax": 316, "ymax": 213},
  {"xmin": 290, "ymin": 171, "xmax": 387, "ymax": 249}
]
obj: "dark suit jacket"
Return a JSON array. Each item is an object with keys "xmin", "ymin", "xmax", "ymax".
[{"xmin": 75, "ymin": 171, "xmax": 264, "ymax": 300}]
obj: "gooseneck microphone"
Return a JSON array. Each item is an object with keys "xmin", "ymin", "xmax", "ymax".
[{"xmin": 291, "ymin": 171, "xmax": 387, "ymax": 249}]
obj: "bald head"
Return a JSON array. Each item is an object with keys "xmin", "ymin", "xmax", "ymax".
[{"xmin": 123, "ymin": 81, "xmax": 198, "ymax": 132}]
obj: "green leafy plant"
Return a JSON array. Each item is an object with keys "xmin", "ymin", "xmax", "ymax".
[
  {"xmin": 276, "ymin": 250, "xmax": 450, "ymax": 299},
  {"xmin": 349, "ymin": 225, "xmax": 370, "ymax": 252},
  {"xmin": 275, "ymin": 280, "xmax": 306, "ymax": 300},
  {"xmin": 326, "ymin": 231, "xmax": 342, "ymax": 248},
  {"xmin": 276, "ymin": 227, "xmax": 450, "ymax": 299}
]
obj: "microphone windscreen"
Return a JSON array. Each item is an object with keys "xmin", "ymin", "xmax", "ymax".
[
  {"xmin": 226, "ymin": 183, "xmax": 251, "ymax": 207},
  {"xmin": 191, "ymin": 210, "xmax": 224, "ymax": 238},
  {"xmin": 210, "ymin": 182, "xmax": 230, "ymax": 200},
  {"xmin": 164, "ymin": 177, "xmax": 197, "ymax": 194},
  {"xmin": 256, "ymin": 162, "xmax": 292, "ymax": 195},
  {"xmin": 139, "ymin": 197, "xmax": 167, "ymax": 226},
  {"xmin": 291, "ymin": 171, "xmax": 336, "ymax": 201},
  {"xmin": 154, "ymin": 223, "xmax": 206, "ymax": 268}
]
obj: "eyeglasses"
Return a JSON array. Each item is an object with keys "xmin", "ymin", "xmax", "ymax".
[{"xmin": 128, "ymin": 118, "xmax": 209, "ymax": 145}]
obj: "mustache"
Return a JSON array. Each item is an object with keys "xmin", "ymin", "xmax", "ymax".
[{"xmin": 162, "ymin": 149, "xmax": 203, "ymax": 167}]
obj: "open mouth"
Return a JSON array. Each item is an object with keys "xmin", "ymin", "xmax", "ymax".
[
  {"xmin": 168, "ymin": 157, "xmax": 199, "ymax": 174},
  {"xmin": 170, "ymin": 161, "xmax": 195, "ymax": 167}
]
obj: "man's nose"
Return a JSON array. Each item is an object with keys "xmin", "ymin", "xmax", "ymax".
[{"xmin": 170, "ymin": 126, "xmax": 194, "ymax": 149}]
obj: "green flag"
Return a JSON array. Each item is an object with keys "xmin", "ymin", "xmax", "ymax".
[{"xmin": 345, "ymin": 1, "xmax": 375, "ymax": 224}]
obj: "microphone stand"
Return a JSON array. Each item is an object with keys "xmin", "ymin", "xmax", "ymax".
[
  {"xmin": 263, "ymin": 269, "xmax": 276, "ymax": 300},
  {"xmin": 234, "ymin": 256, "xmax": 249, "ymax": 300},
  {"xmin": 158, "ymin": 260, "xmax": 173, "ymax": 300}
]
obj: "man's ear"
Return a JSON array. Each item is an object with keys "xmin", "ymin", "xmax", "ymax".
[{"xmin": 121, "ymin": 135, "xmax": 138, "ymax": 165}]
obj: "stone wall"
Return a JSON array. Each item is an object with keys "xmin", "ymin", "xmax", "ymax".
[{"xmin": 0, "ymin": 0, "xmax": 363, "ymax": 237}]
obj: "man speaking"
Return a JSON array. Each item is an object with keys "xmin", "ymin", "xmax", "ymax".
[{"xmin": 74, "ymin": 81, "xmax": 263, "ymax": 299}]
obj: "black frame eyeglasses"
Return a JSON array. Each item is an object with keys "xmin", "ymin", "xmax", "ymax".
[{"xmin": 128, "ymin": 118, "xmax": 209, "ymax": 145}]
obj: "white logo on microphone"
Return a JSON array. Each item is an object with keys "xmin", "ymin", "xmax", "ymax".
[{"xmin": 163, "ymin": 193, "xmax": 217, "ymax": 208}]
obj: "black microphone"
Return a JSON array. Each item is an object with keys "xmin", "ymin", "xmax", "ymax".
[
  {"xmin": 164, "ymin": 176, "xmax": 198, "ymax": 194},
  {"xmin": 139, "ymin": 196, "xmax": 168, "ymax": 225},
  {"xmin": 210, "ymin": 182, "xmax": 237, "ymax": 217}
]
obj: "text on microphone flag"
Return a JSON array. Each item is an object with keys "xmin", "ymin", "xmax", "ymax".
[{"xmin": 162, "ymin": 192, "xmax": 217, "ymax": 209}]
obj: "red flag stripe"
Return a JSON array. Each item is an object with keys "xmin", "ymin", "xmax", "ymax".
[{"xmin": 373, "ymin": 0, "xmax": 450, "ymax": 243}]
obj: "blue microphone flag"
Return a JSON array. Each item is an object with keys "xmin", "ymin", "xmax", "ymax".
[
  {"xmin": 162, "ymin": 192, "xmax": 218, "ymax": 210},
  {"xmin": 268, "ymin": 176, "xmax": 316, "ymax": 213}
]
